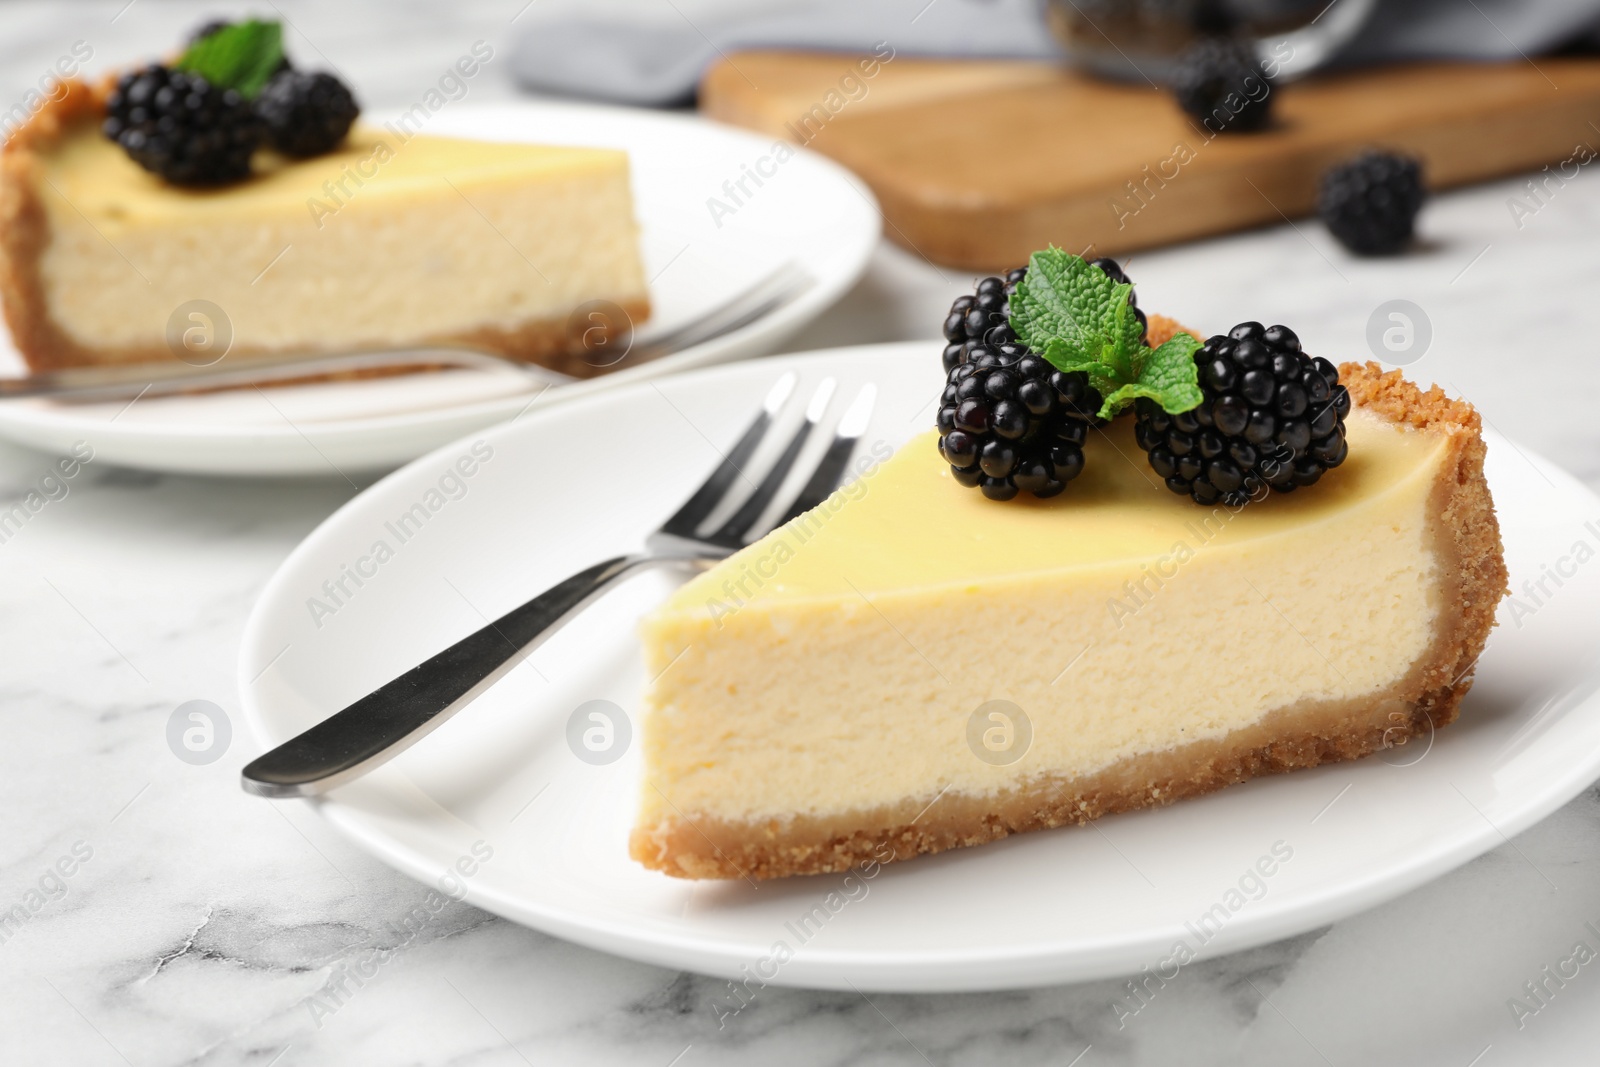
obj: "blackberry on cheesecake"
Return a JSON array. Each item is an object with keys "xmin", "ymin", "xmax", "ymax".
[
  {"xmin": 256, "ymin": 70, "xmax": 360, "ymax": 157},
  {"xmin": 1135, "ymin": 322, "xmax": 1350, "ymax": 506},
  {"xmin": 937, "ymin": 350, "xmax": 1097, "ymax": 500},
  {"xmin": 101, "ymin": 65, "xmax": 264, "ymax": 186},
  {"xmin": 936, "ymin": 258, "xmax": 1143, "ymax": 499},
  {"xmin": 104, "ymin": 19, "xmax": 359, "ymax": 183},
  {"xmin": 939, "ymin": 250, "xmax": 1351, "ymax": 508}
]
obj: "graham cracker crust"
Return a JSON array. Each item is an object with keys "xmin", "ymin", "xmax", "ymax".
[
  {"xmin": 1144, "ymin": 313, "xmax": 1197, "ymax": 349},
  {"xmin": 0, "ymin": 78, "xmax": 650, "ymax": 379},
  {"xmin": 630, "ymin": 359, "xmax": 1509, "ymax": 880},
  {"xmin": 0, "ymin": 78, "xmax": 104, "ymax": 373}
]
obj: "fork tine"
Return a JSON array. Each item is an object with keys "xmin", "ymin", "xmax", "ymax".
[
  {"xmin": 710, "ymin": 377, "xmax": 836, "ymax": 545},
  {"xmin": 658, "ymin": 372, "xmax": 796, "ymax": 539},
  {"xmin": 776, "ymin": 383, "xmax": 876, "ymax": 527}
]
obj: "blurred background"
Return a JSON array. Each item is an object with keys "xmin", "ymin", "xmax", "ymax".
[{"xmin": 4, "ymin": 2, "xmax": 1600, "ymax": 1065}]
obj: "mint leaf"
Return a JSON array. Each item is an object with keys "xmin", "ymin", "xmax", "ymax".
[
  {"xmin": 176, "ymin": 20, "xmax": 284, "ymax": 99},
  {"xmin": 1100, "ymin": 286, "xmax": 1146, "ymax": 384},
  {"xmin": 1037, "ymin": 340, "xmax": 1116, "ymax": 401},
  {"xmin": 1095, "ymin": 333, "xmax": 1204, "ymax": 419},
  {"xmin": 1011, "ymin": 248, "xmax": 1121, "ymax": 361},
  {"xmin": 1009, "ymin": 246, "xmax": 1201, "ymax": 418},
  {"xmin": 1036, "ymin": 336, "xmax": 1096, "ymax": 373}
]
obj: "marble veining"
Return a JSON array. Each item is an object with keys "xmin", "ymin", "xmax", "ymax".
[{"xmin": 2, "ymin": 1, "xmax": 1599, "ymax": 1063}]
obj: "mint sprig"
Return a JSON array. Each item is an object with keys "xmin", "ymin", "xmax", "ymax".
[
  {"xmin": 1010, "ymin": 247, "xmax": 1202, "ymax": 420},
  {"xmin": 175, "ymin": 19, "xmax": 284, "ymax": 99}
]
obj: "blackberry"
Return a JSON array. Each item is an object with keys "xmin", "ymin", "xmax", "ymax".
[
  {"xmin": 102, "ymin": 65, "xmax": 263, "ymax": 186},
  {"xmin": 1134, "ymin": 322, "xmax": 1349, "ymax": 506},
  {"xmin": 936, "ymin": 263, "xmax": 1143, "ymax": 500},
  {"xmin": 941, "ymin": 258, "xmax": 1146, "ymax": 374},
  {"xmin": 1318, "ymin": 151, "xmax": 1425, "ymax": 256},
  {"xmin": 1167, "ymin": 37, "xmax": 1272, "ymax": 134},
  {"xmin": 255, "ymin": 70, "xmax": 359, "ymax": 157},
  {"xmin": 936, "ymin": 345, "xmax": 1101, "ymax": 501}
]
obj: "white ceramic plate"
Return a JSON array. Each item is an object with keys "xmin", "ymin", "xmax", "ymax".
[
  {"xmin": 0, "ymin": 102, "xmax": 878, "ymax": 476},
  {"xmin": 239, "ymin": 342, "xmax": 1600, "ymax": 992}
]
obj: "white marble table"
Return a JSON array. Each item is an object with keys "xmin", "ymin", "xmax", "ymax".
[{"xmin": 2, "ymin": 2, "xmax": 1599, "ymax": 1064}]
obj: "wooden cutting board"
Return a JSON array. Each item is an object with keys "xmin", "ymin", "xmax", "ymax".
[{"xmin": 700, "ymin": 51, "xmax": 1600, "ymax": 271}]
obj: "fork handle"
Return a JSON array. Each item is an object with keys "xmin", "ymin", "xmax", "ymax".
[{"xmin": 241, "ymin": 553, "xmax": 658, "ymax": 798}]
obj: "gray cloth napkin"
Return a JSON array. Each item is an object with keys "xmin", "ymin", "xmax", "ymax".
[
  {"xmin": 510, "ymin": 0, "xmax": 1600, "ymax": 107},
  {"xmin": 511, "ymin": 0, "xmax": 1057, "ymax": 106}
]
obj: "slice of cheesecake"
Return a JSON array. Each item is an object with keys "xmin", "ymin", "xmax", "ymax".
[
  {"xmin": 0, "ymin": 81, "xmax": 650, "ymax": 377},
  {"xmin": 631, "ymin": 360, "xmax": 1507, "ymax": 880}
]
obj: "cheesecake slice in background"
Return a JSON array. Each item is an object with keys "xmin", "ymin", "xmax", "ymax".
[{"xmin": 0, "ymin": 81, "xmax": 651, "ymax": 377}]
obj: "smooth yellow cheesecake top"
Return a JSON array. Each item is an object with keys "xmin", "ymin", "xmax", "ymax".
[
  {"xmin": 662, "ymin": 408, "xmax": 1449, "ymax": 610},
  {"xmin": 40, "ymin": 121, "xmax": 632, "ymax": 228}
]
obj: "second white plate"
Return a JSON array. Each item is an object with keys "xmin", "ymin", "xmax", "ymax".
[
  {"xmin": 0, "ymin": 101, "xmax": 879, "ymax": 475},
  {"xmin": 239, "ymin": 342, "xmax": 1600, "ymax": 992}
]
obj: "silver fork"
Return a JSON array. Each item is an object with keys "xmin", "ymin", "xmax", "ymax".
[
  {"xmin": 240, "ymin": 372, "xmax": 877, "ymax": 798},
  {"xmin": 0, "ymin": 262, "xmax": 813, "ymax": 404}
]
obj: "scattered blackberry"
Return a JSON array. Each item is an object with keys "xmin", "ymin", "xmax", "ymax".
[
  {"xmin": 941, "ymin": 258, "xmax": 1146, "ymax": 374},
  {"xmin": 1167, "ymin": 37, "xmax": 1273, "ymax": 133},
  {"xmin": 1318, "ymin": 151, "xmax": 1425, "ymax": 256},
  {"xmin": 102, "ymin": 65, "xmax": 264, "ymax": 186},
  {"xmin": 255, "ymin": 70, "xmax": 359, "ymax": 157},
  {"xmin": 1134, "ymin": 322, "xmax": 1349, "ymax": 506}
]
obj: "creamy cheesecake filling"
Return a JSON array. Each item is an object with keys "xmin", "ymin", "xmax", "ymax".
[
  {"xmin": 32, "ymin": 125, "xmax": 648, "ymax": 359},
  {"xmin": 638, "ymin": 408, "xmax": 1448, "ymax": 831}
]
